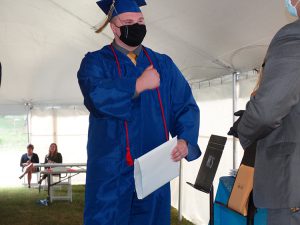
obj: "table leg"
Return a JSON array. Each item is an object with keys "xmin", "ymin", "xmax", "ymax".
[{"xmin": 47, "ymin": 174, "xmax": 51, "ymax": 203}]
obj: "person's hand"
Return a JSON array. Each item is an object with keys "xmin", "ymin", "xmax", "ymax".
[
  {"xmin": 23, "ymin": 161, "xmax": 30, "ymax": 166},
  {"xmin": 227, "ymin": 110, "xmax": 245, "ymax": 138},
  {"xmin": 136, "ymin": 65, "xmax": 160, "ymax": 94},
  {"xmin": 171, "ymin": 139, "xmax": 188, "ymax": 162}
]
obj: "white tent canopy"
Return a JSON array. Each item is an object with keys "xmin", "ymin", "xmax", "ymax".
[{"xmin": 0, "ymin": 0, "xmax": 295, "ymax": 113}]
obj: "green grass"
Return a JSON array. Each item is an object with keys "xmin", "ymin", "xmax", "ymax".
[
  {"xmin": 0, "ymin": 185, "xmax": 194, "ymax": 225},
  {"xmin": 0, "ymin": 186, "xmax": 84, "ymax": 225},
  {"xmin": 171, "ymin": 207, "xmax": 195, "ymax": 225}
]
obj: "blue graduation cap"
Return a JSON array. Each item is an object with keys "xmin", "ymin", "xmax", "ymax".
[{"xmin": 97, "ymin": 0, "xmax": 147, "ymax": 19}]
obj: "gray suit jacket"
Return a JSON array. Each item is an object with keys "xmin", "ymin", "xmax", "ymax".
[{"xmin": 238, "ymin": 19, "xmax": 300, "ymax": 209}]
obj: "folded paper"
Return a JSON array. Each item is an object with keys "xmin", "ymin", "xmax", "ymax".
[{"xmin": 134, "ymin": 137, "xmax": 179, "ymax": 199}]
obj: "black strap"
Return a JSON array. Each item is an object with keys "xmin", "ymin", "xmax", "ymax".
[
  {"xmin": 241, "ymin": 142, "xmax": 257, "ymax": 167},
  {"xmin": 247, "ymin": 191, "xmax": 257, "ymax": 225}
]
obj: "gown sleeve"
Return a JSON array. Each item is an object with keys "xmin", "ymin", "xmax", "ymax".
[
  {"xmin": 165, "ymin": 56, "xmax": 201, "ymax": 161},
  {"xmin": 77, "ymin": 52, "xmax": 138, "ymax": 120}
]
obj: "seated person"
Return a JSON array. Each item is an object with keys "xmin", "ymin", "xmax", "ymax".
[
  {"xmin": 38, "ymin": 143, "xmax": 62, "ymax": 184},
  {"xmin": 19, "ymin": 144, "xmax": 39, "ymax": 188}
]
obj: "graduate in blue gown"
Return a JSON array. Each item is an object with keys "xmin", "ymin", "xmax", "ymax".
[{"xmin": 77, "ymin": 0, "xmax": 201, "ymax": 224}]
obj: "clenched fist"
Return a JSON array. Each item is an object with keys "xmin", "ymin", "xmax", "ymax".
[{"xmin": 135, "ymin": 65, "xmax": 160, "ymax": 94}]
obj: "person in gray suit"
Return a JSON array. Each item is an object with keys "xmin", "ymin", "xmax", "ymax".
[{"xmin": 229, "ymin": 1, "xmax": 300, "ymax": 224}]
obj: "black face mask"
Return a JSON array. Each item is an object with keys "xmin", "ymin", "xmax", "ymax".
[{"xmin": 119, "ymin": 23, "xmax": 147, "ymax": 47}]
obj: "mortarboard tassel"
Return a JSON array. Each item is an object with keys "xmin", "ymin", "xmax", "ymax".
[{"xmin": 95, "ymin": 0, "xmax": 115, "ymax": 33}]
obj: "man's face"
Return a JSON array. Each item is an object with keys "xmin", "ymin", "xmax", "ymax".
[
  {"xmin": 27, "ymin": 147, "xmax": 33, "ymax": 156},
  {"xmin": 110, "ymin": 12, "xmax": 145, "ymax": 38}
]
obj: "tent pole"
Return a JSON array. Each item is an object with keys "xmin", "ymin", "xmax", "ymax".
[
  {"xmin": 25, "ymin": 102, "xmax": 32, "ymax": 144},
  {"xmin": 232, "ymin": 72, "xmax": 239, "ymax": 169},
  {"xmin": 26, "ymin": 109, "xmax": 30, "ymax": 143},
  {"xmin": 178, "ymin": 160, "xmax": 183, "ymax": 221},
  {"xmin": 52, "ymin": 108, "xmax": 57, "ymax": 143}
]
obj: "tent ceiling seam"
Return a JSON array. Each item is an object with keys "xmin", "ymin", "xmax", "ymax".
[{"xmin": 46, "ymin": 0, "xmax": 113, "ymax": 41}]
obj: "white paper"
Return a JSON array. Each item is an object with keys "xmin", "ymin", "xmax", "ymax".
[{"xmin": 134, "ymin": 137, "xmax": 179, "ymax": 199}]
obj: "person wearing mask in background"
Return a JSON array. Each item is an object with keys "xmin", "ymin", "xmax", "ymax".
[
  {"xmin": 38, "ymin": 143, "xmax": 62, "ymax": 184},
  {"xmin": 229, "ymin": 1, "xmax": 300, "ymax": 224},
  {"xmin": 19, "ymin": 144, "xmax": 39, "ymax": 188},
  {"xmin": 77, "ymin": 0, "xmax": 201, "ymax": 224}
]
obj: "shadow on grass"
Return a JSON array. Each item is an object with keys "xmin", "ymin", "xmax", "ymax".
[{"xmin": 0, "ymin": 185, "xmax": 194, "ymax": 225}]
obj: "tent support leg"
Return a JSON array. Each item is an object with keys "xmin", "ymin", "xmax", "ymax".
[
  {"xmin": 25, "ymin": 102, "xmax": 32, "ymax": 144},
  {"xmin": 178, "ymin": 160, "xmax": 183, "ymax": 221},
  {"xmin": 52, "ymin": 108, "xmax": 57, "ymax": 143},
  {"xmin": 232, "ymin": 72, "xmax": 239, "ymax": 169}
]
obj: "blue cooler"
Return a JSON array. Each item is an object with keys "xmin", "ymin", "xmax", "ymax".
[{"xmin": 214, "ymin": 176, "xmax": 267, "ymax": 225}]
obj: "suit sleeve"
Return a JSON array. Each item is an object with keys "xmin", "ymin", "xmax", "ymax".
[
  {"xmin": 77, "ymin": 52, "xmax": 138, "ymax": 120},
  {"xmin": 238, "ymin": 35, "xmax": 300, "ymax": 149},
  {"xmin": 166, "ymin": 56, "xmax": 201, "ymax": 161}
]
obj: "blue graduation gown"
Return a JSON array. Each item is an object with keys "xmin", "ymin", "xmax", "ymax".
[{"xmin": 77, "ymin": 45, "xmax": 201, "ymax": 225}]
